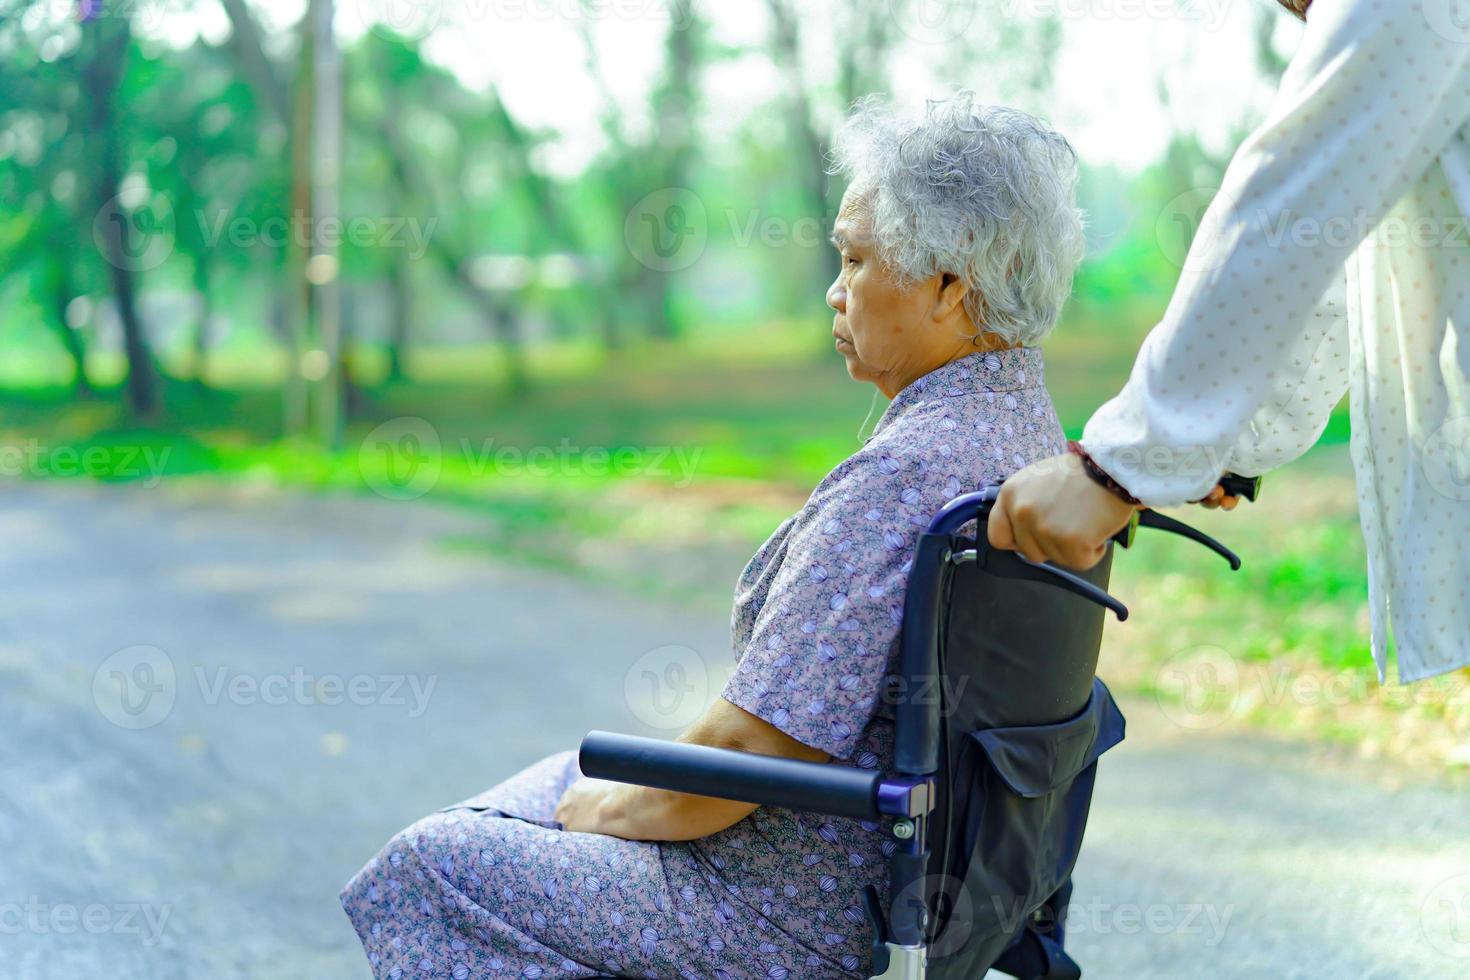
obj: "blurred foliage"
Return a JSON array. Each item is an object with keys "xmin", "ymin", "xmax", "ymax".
[{"xmin": 4, "ymin": 1, "xmax": 1434, "ymax": 759}]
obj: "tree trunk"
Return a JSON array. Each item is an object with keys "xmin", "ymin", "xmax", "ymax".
[
  {"xmin": 766, "ymin": 0, "xmax": 838, "ymax": 289},
  {"xmin": 386, "ymin": 248, "xmax": 411, "ymax": 381},
  {"xmin": 310, "ymin": 0, "xmax": 344, "ymax": 449},
  {"xmin": 191, "ymin": 254, "xmax": 213, "ymax": 390},
  {"xmin": 377, "ymin": 110, "xmax": 527, "ymax": 393},
  {"xmin": 48, "ymin": 266, "xmax": 91, "ymax": 398},
  {"xmin": 81, "ymin": 15, "xmax": 156, "ymax": 419}
]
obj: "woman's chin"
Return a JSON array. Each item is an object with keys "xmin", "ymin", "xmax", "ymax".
[{"xmin": 839, "ymin": 355, "xmax": 874, "ymax": 386}]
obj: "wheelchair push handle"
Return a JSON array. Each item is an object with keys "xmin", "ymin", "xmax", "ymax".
[
  {"xmin": 1109, "ymin": 472, "xmax": 1258, "ymax": 570},
  {"xmin": 943, "ymin": 473, "xmax": 1248, "ymax": 621},
  {"xmin": 1218, "ymin": 472, "xmax": 1262, "ymax": 502}
]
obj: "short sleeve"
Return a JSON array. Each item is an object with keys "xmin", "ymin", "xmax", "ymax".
[{"xmin": 720, "ymin": 443, "xmax": 945, "ymax": 760}]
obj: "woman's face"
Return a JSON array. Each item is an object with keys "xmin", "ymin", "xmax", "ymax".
[{"xmin": 825, "ymin": 189, "xmax": 974, "ymax": 397}]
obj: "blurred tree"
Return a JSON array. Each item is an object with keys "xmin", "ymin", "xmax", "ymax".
[
  {"xmin": 359, "ymin": 36, "xmax": 528, "ymax": 393},
  {"xmin": 80, "ymin": 7, "xmax": 156, "ymax": 417},
  {"xmin": 0, "ymin": 24, "xmax": 96, "ymax": 397},
  {"xmin": 836, "ymin": 0, "xmax": 893, "ymax": 110},
  {"xmin": 135, "ymin": 39, "xmax": 275, "ymax": 391},
  {"xmin": 766, "ymin": 0, "xmax": 833, "ymax": 290},
  {"xmin": 219, "ymin": 0, "xmax": 312, "ymax": 432},
  {"xmin": 577, "ymin": 0, "xmax": 708, "ymax": 343}
]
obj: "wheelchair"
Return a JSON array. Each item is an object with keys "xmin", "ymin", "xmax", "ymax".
[{"xmin": 580, "ymin": 477, "xmax": 1255, "ymax": 979}]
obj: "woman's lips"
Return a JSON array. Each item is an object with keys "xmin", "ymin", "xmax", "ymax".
[{"xmin": 834, "ymin": 335, "xmax": 854, "ymax": 351}]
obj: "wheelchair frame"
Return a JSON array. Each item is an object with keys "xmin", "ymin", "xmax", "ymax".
[{"xmin": 580, "ymin": 480, "xmax": 1250, "ymax": 979}]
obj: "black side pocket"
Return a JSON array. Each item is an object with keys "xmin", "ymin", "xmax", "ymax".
[{"xmin": 927, "ymin": 678, "xmax": 1126, "ymax": 980}]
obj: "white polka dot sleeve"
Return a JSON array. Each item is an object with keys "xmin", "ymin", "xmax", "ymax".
[
  {"xmin": 1081, "ymin": 0, "xmax": 1470, "ymax": 506},
  {"xmin": 1224, "ymin": 269, "xmax": 1349, "ymax": 476}
]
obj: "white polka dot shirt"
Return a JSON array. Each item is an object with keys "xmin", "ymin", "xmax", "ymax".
[{"xmin": 1081, "ymin": 0, "xmax": 1470, "ymax": 682}]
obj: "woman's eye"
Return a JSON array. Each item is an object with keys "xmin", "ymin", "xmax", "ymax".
[{"xmin": 844, "ymin": 255, "xmax": 859, "ymax": 267}]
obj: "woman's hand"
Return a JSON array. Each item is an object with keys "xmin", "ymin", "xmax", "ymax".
[
  {"xmin": 986, "ymin": 453, "xmax": 1141, "ymax": 570},
  {"xmin": 554, "ymin": 777, "xmax": 620, "ymax": 834}
]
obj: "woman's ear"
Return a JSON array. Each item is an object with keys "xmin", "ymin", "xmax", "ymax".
[{"xmin": 934, "ymin": 272, "xmax": 969, "ymax": 322}]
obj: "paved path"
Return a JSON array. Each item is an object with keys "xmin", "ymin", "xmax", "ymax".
[{"xmin": 0, "ymin": 481, "xmax": 1465, "ymax": 979}]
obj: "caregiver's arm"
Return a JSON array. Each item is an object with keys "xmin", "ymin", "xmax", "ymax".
[
  {"xmin": 1082, "ymin": 0, "xmax": 1470, "ymax": 505},
  {"xmin": 989, "ymin": 0, "xmax": 1470, "ymax": 568},
  {"xmin": 554, "ymin": 697, "xmax": 829, "ymax": 841}
]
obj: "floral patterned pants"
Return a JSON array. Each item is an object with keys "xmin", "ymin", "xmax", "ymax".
[{"xmin": 340, "ymin": 750, "xmax": 870, "ymax": 980}]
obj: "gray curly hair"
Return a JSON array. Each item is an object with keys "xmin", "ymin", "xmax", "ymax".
[{"xmin": 826, "ymin": 91, "xmax": 1087, "ymax": 346}]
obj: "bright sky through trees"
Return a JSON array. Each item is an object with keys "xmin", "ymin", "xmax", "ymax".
[{"xmin": 129, "ymin": 0, "xmax": 1301, "ymax": 177}]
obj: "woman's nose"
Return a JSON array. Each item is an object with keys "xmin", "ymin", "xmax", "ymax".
[{"xmin": 826, "ymin": 278, "xmax": 846, "ymax": 313}]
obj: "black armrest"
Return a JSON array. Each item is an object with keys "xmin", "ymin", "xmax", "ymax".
[{"xmin": 579, "ymin": 731, "xmax": 886, "ymax": 821}]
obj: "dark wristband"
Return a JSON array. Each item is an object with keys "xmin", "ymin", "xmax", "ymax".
[{"xmin": 1066, "ymin": 440, "xmax": 1142, "ymax": 506}]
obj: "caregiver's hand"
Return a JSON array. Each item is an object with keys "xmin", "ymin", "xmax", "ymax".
[
  {"xmin": 987, "ymin": 453, "xmax": 1141, "ymax": 570},
  {"xmin": 1195, "ymin": 484, "xmax": 1241, "ymax": 510}
]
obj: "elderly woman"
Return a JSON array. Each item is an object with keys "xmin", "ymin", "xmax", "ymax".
[{"xmin": 340, "ymin": 91, "xmax": 1087, "ymax": 980}]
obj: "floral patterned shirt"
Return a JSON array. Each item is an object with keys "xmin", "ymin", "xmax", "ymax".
[{"xmin": 688, "ymin": 346, "xmax": 1067, "ymax": 961}]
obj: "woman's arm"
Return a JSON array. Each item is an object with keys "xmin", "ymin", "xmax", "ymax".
[
  {"xmin": 1080, "ymin": 0, "xmax": 1470, "ymax": 506},
  {"xmin": 554, "ymin": 697, "xmax": 829, "ymax": 841},
  {"xmin": 989, "ymin": 0, "xmax": 1470, "ymax": 568}
]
